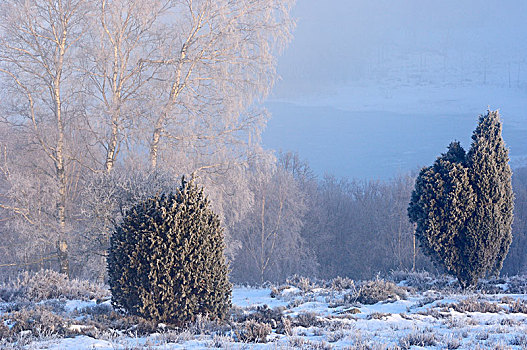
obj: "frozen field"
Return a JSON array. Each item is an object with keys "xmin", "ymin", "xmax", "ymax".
[{"xmin": 2, "ymin": 272, "xmax": 527, "ymax": 349}]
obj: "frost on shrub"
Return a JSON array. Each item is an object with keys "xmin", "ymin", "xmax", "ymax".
[
  {"xmin": 399, "ymin": 329, "xmax": 438, "ymax": 349},
  {"xmin": 508, "ymin": 299, "xmax": 527, "ymax": 314},
  {"xmin": 108, "ymin": 178, "xmax": 231, "ymax": 325},
  {"xmin": 233, "ymin": 304, "xmax": 284, "ymax": 329},
  {"xmin": 0, "ymin": 270, "xmax": 108, "ymax": 302},
  {"xmin": 511, "ymin": 334, "xmax": 527, "ymax": 346},
  {"xmin": 24, "ymin": 270, "xmax": 108, "ymax": 301},
  {"xmin": 506, "ymin": 276, "xmax": 527, "ymax": 294},
  {"xmin": 286, "ymin": 275, "xmax": 317, "ymax": 292},
  {"xmin": 294, "ymin": 311, "xmax": 320, "ymax": 328},
  {"xmin": 288, "ymin": 337, "xmax": 333, "ymax": 350},
  {"xmin": 389, "ymin": 270, "xmax": 455, "ymax": 291},
  {"xmin": 234, "ymin": 320, "xmax": 271, "ymax": 343},
  {"xmin": 330, "ymin": 276, "xmax": 356, "ymax": 291},
  {"xmin": 0, "ymin": 321, "xmax": 10, "ymax": 339},
  {"xmin": 1, "ymin": 306, "xmax": 73, "ymax": 339},
  {"xmin": 351, "ymin": 279, "xmax": 408, "ymax": 305},
  {"xmin": 440, "ymin": 297, "xmax": 503, "ymax": 313}
]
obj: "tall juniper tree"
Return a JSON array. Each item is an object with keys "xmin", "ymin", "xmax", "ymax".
[
  {"xmin": 409, "ymin": 110, "xmax": 514, "ymax": 288},
  {"xmin": 465, "ymin": 110, "xmax": 514, "ymax": 283}
]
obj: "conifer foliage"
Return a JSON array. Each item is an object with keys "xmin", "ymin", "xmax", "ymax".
[
  {"xmin": 466, "ymin": 111, "xmax": 514, "ymax": 282},
  {"xmin": 108, "ymin": 178, "xmax": 231, "ymax": 325},
  {"xmin": 408, "ymin": 111, "xmax": 514, "ymax": 288}
]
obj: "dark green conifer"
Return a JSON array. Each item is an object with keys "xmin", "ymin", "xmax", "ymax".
[
  {"xmin": 108, "ymin": 178, "xmax": 231, "ymax": 325},
  {"xmin": 409, "ymin": 111, "xmax": 514, "ymax": 288},
  {"xmin": 465, "ymin": 110, "xmax": 514, "ymax": 284},
  {"xmin": 409, "ymin": 142, "xmax": 475, "ymax": 285}
]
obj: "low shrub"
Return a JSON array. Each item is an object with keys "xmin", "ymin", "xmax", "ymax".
[
  {"xmin": 507, "ymin": 276, "xmax": 527, "ymax": 294},
  {"xmin": 368, "ymin": 312, "xmax": 391, "ymax": 320},
  {"xmin": 352, "ymin": 279, "xmax": 407, "ymax": 305},
  {"xmin": 330, "ymin": 277, "xmax": 355, "ymax": 291},
  {"xmin": 286, "ymin": 275, "xmax": 318, "ymax": 292},
  {"xmin": 234, "ymin": 320, "xmax": 271, "ymax": 343},
  {"xmin": 500, "ymin": 317, "xmax": 520, "ymax": 326},
  {"xmin": 508, "ymin": 299, "xmax": 527, "ymax": 314},
  {"xmin": 276, "ymin": 316, "xmax": 292, "ymax": 335},
  {"xmin": 90, "ymin": 313, "xmax": 160, "ymax": 336},
  {"xmin": 188, "ymin": 314, "xmax": 230, "ymax": 336},
  {"xmin": 0, "ymin": 321, "xmax": 10, "ymax": 340},
  {"xmin": 1, "ymin": 306, "xmax": 73, "ymax": 339},
  {"xmin": 0, "ymin": 270, "xmax": 109, "ymax": 303},
  {"xmin": 399, "ymin": 329, "xmax": 438, "ymax": 349},
  {"xmin": 232, "ymin": 304, "xmax": 284, "ymax": 328},
  {"xmin": 389, "ymin": 270, "xmax": 453, "ymax": 291},
  {"xmin": 288, "ymin": 337, "xmax": 333, "ymax": 350},
  {"xmin": 441, "ymin": 297, "xmax": 504, "ymax": 313},
  {"xmin": 510, "ymin": 334, "xmax": 527, "ymax": 346},
  {"xmin": 446, "ymin": 335, "xmax": 462, "ymax": 349},
  {"xmin": 294, "ymin": 311, "xmax": 320, "ymax": 328},
  {"xmin": 326, "ymin": 330, "xmax": 346, "ymax": 343},
  {"xmin": 80, "ymin": 302, "xmax": 113, "ymax": 317},
  {"xmin": 208, "ymin": 334, "xmax": 234, "ymax": 348}
]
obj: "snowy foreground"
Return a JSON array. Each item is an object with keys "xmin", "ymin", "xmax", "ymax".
[{"xmin": 2, "ymin": 274, "xmax": 527, "ymax": 349}]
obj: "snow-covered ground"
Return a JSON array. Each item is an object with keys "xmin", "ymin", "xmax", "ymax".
[{"xmin": 3, "ymin": 274, "xmax": 527, "ymax": 349}]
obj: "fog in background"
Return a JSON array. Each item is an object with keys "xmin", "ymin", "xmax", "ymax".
[{"xmin": 264, "ymin": 0, "xmax": 527, "ymax": 179}]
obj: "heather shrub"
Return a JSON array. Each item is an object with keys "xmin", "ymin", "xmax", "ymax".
[
  {"xmin": 330, "ymin": 276, "xmax": 356, "ymax": 291},
  {"xmin": 0, "ymin": 321, "xmax": 9, "ymax": 340},
  {"xmin": 85, "ymin": 312, "xmax": 160, "ymax": 336},
  {"xmin": 233, "ymin": 304, "xmax": 284, "ymax": 329},
  {"xmin": 0, "ymin": 270, "xmax": 108, "ymax": 302},
  {"xmin": 294, "ymin": 311, "xmax": 320, "ymax": 327},
  {"xmin": 352, "ymin": 279, "xmax": 407, "ymax": 305},
  {"xmin": 440, "ymin": 297, "xmax": 504, "ymax": 313},
  {"xmin": 508, "ymin": 299, "xmax": 527, "ymax": 314},
  {"xmin": 286, "ymin": 275, "xmax": 317, "ymax": 292},
  {"xmin": 234, "ymin": 320, "xmax": 271, "ymax": 343},
  {"xmin": 506, "ymin": 276, "xmax": 527, "ymax": 294},
  {"xmin": 388, "ymin": 270, "xmax": 450, "ymax": 291},
  {"xmin": 510, "ymin": 335, "xmax": 527, "ymax": 346},
  {"xmin": 1, "ymin": 306, "xmax": 72, "ymax": 339},
  {"xmin": 399, "ymin": 329, "xmax": 438, "ymax": 349}
]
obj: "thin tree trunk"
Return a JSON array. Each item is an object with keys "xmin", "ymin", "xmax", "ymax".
[
  {"xmin": 54, "ymin": 32, "xmax": 69, "ymax": 277},
  {"xmin": 259, "ymin": 195, "xmax": 266, "ymax": 283},
  {"xmin": 412, "ymin": 224, "xmax": 416, "ymax": 272},
  {"xmin": 150, "ymin": 123, "xmax": 163, "ymax": 169},
  {"xmin": 104, "ymin": 37, "xmax": 121, "ymax": 173},
  {"xmin": 105, "ymin": 112, "xmax": 119, "ymax": 173}
]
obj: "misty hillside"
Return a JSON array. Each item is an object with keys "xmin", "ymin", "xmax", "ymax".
[{"xmin": 264, "ymin": 0, "xmax": 527, "ymax": 179}]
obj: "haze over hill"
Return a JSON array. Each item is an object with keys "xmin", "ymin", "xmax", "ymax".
[{"xmin": 263, "ymin": 0, "xmax": 527, "ymax": 179}]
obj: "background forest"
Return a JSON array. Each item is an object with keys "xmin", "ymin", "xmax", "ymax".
[{"xmin": 0, "ymin": 0, "xmax": 526, "ymax": 285}]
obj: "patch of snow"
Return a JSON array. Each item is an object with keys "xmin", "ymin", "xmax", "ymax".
[
  {"xmin": 68, "ymin": 324, "xmax": 93, "ymax": 333},
  {"xmin": 280, "ymin": 286, "xmax": 301, "ymax": 295},
  {"xmin": 232, "ymin": 287, "xmax": 288, "ymax": 308},
  {"xmin": 64, "ymin": 299, "xmax": 97, "ymax": 313}
]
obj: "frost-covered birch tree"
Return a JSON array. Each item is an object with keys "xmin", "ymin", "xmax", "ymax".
[
  {"xmin": 0, "ymin": 0, "xmax": 295, "ymax": 278},
  {"xmin": 0, "ymin": 0, "xmax": 91, "ymax": 276},
  {"xmin": 144, "ymin": 0, "xmax": 294, "ymax": 172},
  {"xmin": 80, "ymin": 0, "xmax": 172, "ymax": 173}
]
